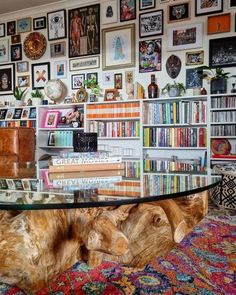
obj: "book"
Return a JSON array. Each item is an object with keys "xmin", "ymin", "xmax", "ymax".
[
  {"xmin": 50, "ymin": 155, "xmax": 122, "ymax": 165},
  {"xmin": 49, "ymin": 162, "xmax": 125, "ymax": 173}
]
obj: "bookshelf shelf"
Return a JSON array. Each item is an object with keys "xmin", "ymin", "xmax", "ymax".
[{"xmin": 143, "ymin": 147, "xmax": 207, "ymax": 150}]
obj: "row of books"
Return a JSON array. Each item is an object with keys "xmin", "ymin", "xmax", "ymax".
[
  {"xmin": 88, "ymin": 120, "xmax": 140, "ymax": 138},
  {"xmin": 0, "ymin": 121, "xmax": 36, "ymax": 127},
  {"xmin": 211, "ymin": 96, "xmax": 236, "ymax": 108},
  {"xmin": 211, "ymin": 125, "xmax": 236, "ymax": 136},
  {"xmin": 0, "ymin": 107, "xmax": 36, "ymax": 121},
  {"xmin": 86, "ymin": 101, "xmax": 140, "ymax": 119},
  {"xmin": 143, "ymin": 127, "xmax": 207, "ymax": 148},
  {"xmin": 211, "ymin": 111, "xmax": 236, "ymax": 122},
  {"xmin": 125, "ymin": 161, "xmax": 140, "ymax": 179},
  {"xmin": 47, "ymin": 131, "xmax": 73, "ymax": 147},
  {"xmin": 143, "ymin": 100, "xmax": 206, "ymax": 125},
  {"xmin": 98, "ymin": 180, "xmax": 140, "ymax": 197}
]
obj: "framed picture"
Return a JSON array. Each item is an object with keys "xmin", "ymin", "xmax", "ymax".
[
  {"xmin": 139, "ymin": 39, "xmax": 162, "ymax": 73},
  {"xmin": 114, "ymin": 73, "xmax": 122, "ymax": 89},
  {"xmin": 102, "ymin": 24, "xmax": 135, "ymax": 70},
  {"xmin": 50, "ymin": 41, "xmax": 66, "ymax": 58},
  {"xmin": 186, "ymin": 68, "xmax": 203, "ymax": 89},
  {"xmin": 29, "ymin": 107, "xmax": 36, "ymax": 119},
  {"xmin": 0, "ymin": 63, "xmax": 15, "ymax": 96},
  {"xmin": 43, "ymin": 110, "xmax": 60, "ymax": 128},
  {"xmin": 11, "ymin": 34, "xmax": 21, "ymax": 44},
  {"xmin": 207, "ymin": 13, "xmax": 231, "ymax": 35},
  {"xmin": 120, "ymin": 0, "xmax": 136, "ymax": 22},
  {"xmin": 0, "ymin": 23, "xmax": 5, "ymax": 37},
  {"xmin": 33, "ymin": 16, "xmax": 46, "ymax": 30},
  {"xmin": 47, "ymin": 9, "xmax": 66, "ymax": 41},
  {"xmin": 209, "ymin": 36, "xmax": 236, "ymax": 68},
  {"xmin": 69, "ymin": 56, "xmax": 100, "ymax": 71},
  {"xmin": 13, "ymin": 108, "xmax": 23, "ymax": 119},
  {"xmin": 29, "ymin": 180, "xmax": 38, "ymax": 191},
  {"xmin": 167, "ymin": 2, "xmax": 190, "ymax": 23},
  {"xmin": 195, "ymin": 0, "xmax": 223, "ymax": 16},
  {"xmin": 11, "ymin": 44, "xmax": 22, "ymax": 62},
  {"xmin": 17, "ymin": 61, "xmax": 29, "ymax": 73},
  {"xmin": 6, "ymin": 179, "xmax": 15, "ymax": 190},
  {"xmin": 229, "ymin": 0, "xmax": 236, "ymax": 8},
  {"xmin": 186, "ymin": 50, "xmax": 204, "ymax": 65},
  {"xmin": 68, "ymin": 4, "xmax": 100, "ymax": 57},
  {"xmin": 17, "ymin": 75, "xmax": 30, "ymax": 87},
  {"xmin": 54, "ymin": 60, "xmax": 67, "ymax": 79},
  {"xmin": 139, "ymin": 0, "xmax": 156, "ymax": 10},
  {"xmin": 48, "ymin": 131, "xmax": 55, "ymax": 146},
  {"xmin": 7, "ymin": 21, "xmax": 16, "ymax": 36},
  {"xmin": 0, "ymin": 109, "xmax": 7, "ymax": 119},
  {"xmin": 75, "ymin": 88, "xmax": 88, "ymax": 102},
  {"xmin": 71, "ymin": 74, "xmax": 85, "ymax": 89},
  {"xmin": 13, "ymin": 179, "xmax": 23, "ymax": 190},
  {"xmin": 6, "ymin": 109, "xmax": 13, "ymax": 119},
  {"xmin": 17, "ymin": 18, "xmax": 31, "ymax": 33},
  {"xmin": 86, "ymin": 72, "xmax": 98, "ymax": 88},
  {"xmin": 139, "ymin": 10, "xmax": 163, "ymax": 38},
  {"xmin": 21, "ymin": 108, "xmax": 29, "ymax": 119},
  {"xmin": 102, "ymin": 72, "xmax": 114, "ymax": 86},
  {"xmin": 104, "ymin": 89, "xmax": 117, "ymax": 101},
  {"xmin": 31, "ymin": 62, "xmax": 50, "ymax": 89},
  {"xmin": 22, "ymin": 180, "xmax": 31, "ymax": 191},
  {"xmin": 101, "ymin": 0, "xmax": 118, "ymax": 24},
  {"xmin": 167, "ymin": 23, "xmax": 203, "ymax": 51},
  {"xmin": 0, "ymin": 39, "xmax": 9, "ymax": 63}
]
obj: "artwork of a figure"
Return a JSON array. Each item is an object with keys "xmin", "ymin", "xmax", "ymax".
[
  {"xmin": 139, "ymin": 39, "xmax": 161, "ymax": 73},
  {"xmin": 70, "ymin": 10, "xmax": 83, "ymax": 55},
  {"xmin": 0, "ymin": 73, "xmax": 9, "ymax": 90},
  {"xmin": 114, "ymin": 37, "xmax": 125, "ymax": 60},
  {"xmin": 50, "ymin": 13, "xmax": 64, "ymax": 39},
  {"xmin": 86, "ymin": 7, "xmax": 98, "ymax": 54}
]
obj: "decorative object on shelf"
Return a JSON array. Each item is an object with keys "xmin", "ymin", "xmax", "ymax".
[
  {"xmin": 148, "ymin": 74, "xmax": 159, "ymax": 98},
  {"xmin": 166, "ymin": 54, "xmax": 181, "ymax": 79},
  {"xmin": 30, "ymin": 88, "xmax": 44, "ymax": 106},
  {"xmin": 200, "ymin": 87, "xmax": 207, "ymax": 95},
  {"xmin": 231, "ymin": 83, "xmax": 236, "ymax": 93},
  {"xmin": 162, "ymin": 81, "xmax": 185, "ymax": 97},
  {"xmin": 24, "ymin": 32, "xmax": 47, "ymax": 60},
  {"xmin": 44, "ymin": 79, "xmax": 66, "ymax": 103},
  {"xmin": 211, "ymin": 139, "xmax": 231, "ymax": 156},
  {"xmin": 84, "ymin": 76, "xmax": 101, "ymax": 102},
  {"xmin": 104, "ymin": 88, "xmax": 118, "ymax": 101},
  {"xmin": 75, "ymin": 87, "xmax": 88, "ymax": 102},
  {"xmin": 73, "ymin": 132, "xmax": 97, "ymax": 152},
  {"xmin": 43, "ymin": 110, "xmax": 60, "ymax": 128},
  {"xmin": 13, "ymin": 86, "xmax": 28, "ymax": 105},
  {"xmin": 65, "ymin": 107, "xmax": 84, "ymax": 128}
]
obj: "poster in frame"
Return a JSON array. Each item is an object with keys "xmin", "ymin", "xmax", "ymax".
[
  {"xmin": 185, "ymin": 68, "xmax": 203, "ymax": 89},
  {"xmin": 43, "ymin": 110, "xmax": 60, "ymax": 128},
  {"xmin": 102, "ymin": 24, "xmax": 135, "ymax": 70},
  {"xmin": 101, "ymin": 0, "xmax": 118, "ymax": 24},
  {"xmin": 47, "ymin": 9, "xmax": 67, "ymax": 41},
  {"xmin": 17, "ymin": 61, "xmax": 29, "ymax": 73},
  {"xmin": 50, "ymin": 41, "xmax": 66, "ymax": 58},
  {"xmin": 139, "ymin": 10, "xmax": 163, "ymax": 38},
  {"xmin": 68, "ymin": 4, "xmax": 100, "ymax": 58},
  {"xmin": 54, "ymin": 60, "xmax": 67, "ymax": 79},
  {"xmin": 69, "ymin": 56, "xmax": 100, "ymax": 71},
  {"xmin": 139, "ymin": 0, "xmax": 156, "ymax": 11},
  {"xmin": 0, "ymin": 39, "xmax": 9, "ymax": 63},
  {"xmin": 71, "ymin": 74, "xmax": 85, "ymax": 89},
  {"xmin": 33, "ymin": 16, "xmax": 46, "ymax": 30},
  {"xmin": 0, "ymin": 63, "xmax": 15, "ymax": 96},
  {"xmin": 195, "ymin": 0, "xmax": 223, "ymax": 16},
  {"xmin": 13, "ymin": 108, "xmax": 23, "ymax": 120},
  {"xmin": 229, "ymin": 0, "xmax": 236, "ymax": 8},
  {"xmin": 209, "ymin": 36, "xmax": 236, "ymax": 68},
  {"xmin": 7, "ymin": 21, "xmax": 16, "ymax": 36},
  {"xmin": 120, "ymin": 0, "xmax": 136, "ymax": 22},
  {"xmin": 0, "ymin": 23, "xmax": 5, "ymax": 37},
  {"xmin": 86, "ymin": 72, "xmax": 98, "ymax": 88},
  {"xmin": 31, "ymin": 62, "xmax": 50, "ymax": 89},
  {"xmin": 17, "ymin": 18, "xmax": 31, "ymax": 33},
  {"xmin": 167, "ymin": 2, "xmax": 190, "ymax": 23},
  {"xmin": 17, "ymin": 75, "xmax": 30, "ymax": 87},
  {"xmin": 11, "ymin": 34, "xmax": 21, "ymax": 44},
  {"xmin": 185, "ymin": 50, "xmax": 204, "ymax": 66},
  {"xmin": 29, "ymin": 107, "xmax": 36, "ymax": 119},
  {"xmin": 207, "ymin": 13, "xmax": 231, "ymax": 35},
  {"xmin": 11, "ymin": 44, "xmax": 22, "ymax": 62}
]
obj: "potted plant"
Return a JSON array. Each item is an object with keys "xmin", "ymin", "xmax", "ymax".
[
  {"xmin": 13, "ymin": 87, "xmax": 28, "ymax": 105},
  {"xmin": 31, "ymin": 88, "xmax": 44, "ymax": 105},
  {"xmin": 162, "ymin": 81, "xmax": 186, "ymax": 97},
  {"xmin": 83, "ymin": 78, "xmax": 101, "ymax": 102}
]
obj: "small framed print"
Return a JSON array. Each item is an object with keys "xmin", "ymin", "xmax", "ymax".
[
  {"xmin": 11, "ymin": 44, "xmax": 22, "ymax": 62},
  {"xmin": 120, "ymin": 0, "xmax": 136, "ymax": 22},
  {"xmin": 17, "ymin": 61, "xmax": 29, "ymax": 73},
  {"xmin": 75, "ymin": 88, "xmax": 88, "ymax": 102},
  {"xmin": 6, "ymin": 109, "xmax": 13, "ymax": 119},
  {"xmin": 104, "ymin": 88, "xmax": 117, "ymax": 101},
  {"xmin": 186, "ymin": 50, "xmax": 204, "ymax": 66},
  {"xmin": 69, "ymin": 56, "xmax": 100, "ymax": 71},
  {"xmin": 22, "ymin": 180, "xmax": 31, "ymax": 191},
  {"xmin": 47, "ymin": 9, "xmax": 67, "ymax": 41},
  {"xmin": 0, "ymin": 63, "xmax": 15, "ymax": 96},
  {"xmin": 139, "ymin": 39, "xmax": 162, "ymax": 73},
  {"xmin": 102, "ymin": 72, "xmax": 114, "ymax": 87},
  {"xmin": 7, "ymin": 21, "xmax": 16, "ymax": 36},
  {"xmin": 17, "ymin": 18, "xmax": 31, "ymax": 33},
  {"xmin": 229, "ymin": 0, "xmax": 236, "ymax": 8},
  {"xmin": 139, "ymin": 0, "xmax": 156, "ymax": 10},
  {"xmin": 32, "ymin": 62, "xmax": 50, "ymax": 89},
  {"xmin": 48, "ymin": 131, "xmax": 55, "ymax": 146},
  {"xmin": 86, "ymin": 72, "xmax": 98, "ymax": 88},
  {"xmin": 33, "ymin": 16, "xmax": 46, "ymax": 30},
  {"xmin": 186, "ymin": 68, "xmax": 202, "ymax": 89},
  {"xmin": 0, "ymin": 179, "xmax": 8, "ymax": 189},
  {"xmin": 29, "ymin": 107, "xmax": 36, "ymax": 119},
  {"xmin": 6, "ymin": 179, "xmax": 15, "ymax": 190},
  {"xmin": 71, "ymin": 74, "xmax": 85, "ymax": 90},
  {"xmin": 0, "ymin": 109, "xmax": 7, "ymax": 120},
  {"xmin": 195, "ymin": 0, "xmax": 223, "ymax": 16},
  {"xmin": 11, "ymin": 35, "xmax": 21, "ymax": 44},
  {"xmin": 29, "ymin": 180, "xmax": 38, "ymax": 191},
  {"xmin": 207, "ymin": 13, "xmax": 231, "ymax": 35},
  {"xmin": 0, "ymin": 23, "xmax": 5, "ymax": 37},
  {"xmin": 13, "ymin": 108, "xmax": 23, "ymax": 119},
  {"xmin": 43, "ymin": 110, "xmax": 60, "ymax": 128},
  {"xmin": 139, "ymin": 10, "xmax": 163, "ymax": 38},
  {"xmin": 167, "ymin": 2, "xmax": 190, "ymax": 23},
  {"xmin": 13, "ymin": 179, "xmax": 24, "ymax": 190},
  {"xmin": 17, "ymin": 75, "xmax": 30, "ymax": 87},
  {"xmin": 0, "ymin": 39, "xmax": 9, "ymax": 63},
  {"xmin": 114, "ymin": 73, "xmax": 122, "ymax": 89},
  {"xmin": 50, "ymin": 41, "xmax": 66, "ymax": 58},
  {"xmin": 54, "ymin": 60, "xmax": 67, "ymax": 79},
  {"xmin": 101, "ymin": 0, "xmax": 118, "ymax": 24},
  {"xmin": 21, "ymin": 108, "xmax": 30, "ymax": 119}
]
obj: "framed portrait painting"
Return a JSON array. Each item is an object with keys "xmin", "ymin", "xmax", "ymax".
[
  {"xmin": 101, "ymin": 0, "xmax": 118, "ymax": 24},
  {"xmin": 139, "ymin": 39, "xmax": 162, "ymax": 73},
  {"xmin": 11, "ymin": 44, "xmax": 22, "ymax": 62},
  {"xmin": 7, "ymin": 21, "xmax": 16, "ymax": 36},
  {"xmin": 17, "ymin": 18, "xmax": 31, "ymax": 33},
  {"xmin": 120, "ymin": 0, "xmax": 136, "ymax": 22},
  {"xmin": 68, "ymin": 4, "xmax": 100, "ymax": 58},
  {"xmin": 195, "ymin": 0, "xmax": 223, "ymax": 16},
  {"xmin": 0, "ymin": 39, "xmax": 9, "ymax": 63},
  {"xmin": 47, "ymin": 9, "xmax": 67, "ymax": 41},
  {"xmin": 43, "ymin": 111, "xmax": 60, "ymax": 128},
  {"xmin": 102, "ymin": 24, "xmax": 135, "ymax": 70},
  {"xmin": 33, "ymin": 16, "xmax": 46, "ymax": 30},
  {"xmin": 31, "ymin": 62, "xmax": 50, "ymax": 89},
  {"xmin": 0, "ymin": 63, "xmax": 15, "ymax": 96},
  {"xmin": 139, "ymin": 10, "xmax": 163, "ymax": 38},
  {"xmin": 0, "ymin": 23, "xmax": 5, "ymax": 37},
  {"xmin": 54, "ymin": 60, "xmax": 67, "ymax": 79},
  {"xmin": 167, "ymin": 2, "xmax": 190, "ymax": 23},
  {"xmin": 139, "ymin": 0, "xmax": 156, "ymax": 10}
]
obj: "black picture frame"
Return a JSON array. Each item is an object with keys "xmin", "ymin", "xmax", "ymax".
[
  {"xmin": 185, "ymin": 68, "xmax": 203, "ymax": 89},
  {"xmin": 139, "ymin": 10, "xmax": 163, "ymax": 38},
  {"xmin": 168, "ymin": 2, "xmax": 190, "ymax": 23},
  {"xmin": 120, "ymin": 0, "xmax": 136, "ymax": 22},
  {"xmin": 13, "ymin": 108, "xmax": 23, "ymax": 119},
  {"xmin": 195, "ymin": 0, "xmax": 223, "ymax": 16},
  {"xmin": 86, "ymin": 72, "xmax": 98, "ymax": 88},
  {"xmin": 139, "ymin": 0, "xmax": 156, "ymax": 11},
  {"xmin": 7, "ymin": 21, "xmax": 16, "ymax": 36},
  {"xmin": 71, "ymin": 74, "xmax": 85, "ymax": 90},
  {"xmin": 68, "ymin": 4, "xmax": 100, "ymax": 58},
  {"xmin": 0, "ymin": 63, "xmax": 15, "ymax": 96},
  {"xmin": 31, "ymin": 62, "xmax": 50, "ymax": 89},
  {"xmin": 0, "ymin": 109, "xmax": 7, "ymax": 119},
  {"xmin": 33, "ymin": 16, "xmax": 46, "ymax": 30},
  {"xmin": 48, "ymin": 131, "xmax": 55, "ymax": 146},
  {"xmin": 11, "ymin": 44, "xmax": 22, "ymax": 62},
  {"xmin": 0, "ymin": 23, "xmax": 5, "ymax": 37},
  {"xmin": 47, "ymin": 9, "xmax": 67, "ymax": 41},
  {"xmin": 209, "ymin": 36, "xmax": 236, "ymax": 68},
  {"xmin": 229, "ymin": 0, "xmax": 236, "ymax": 8},
  {"xmin": 29, "ymin": 107, "xmax": 36, "ymax": 119}
]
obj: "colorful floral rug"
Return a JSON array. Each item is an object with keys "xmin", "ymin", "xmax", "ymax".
[{"xmin": 0, "ymin": 202, "xmax": 235, "ymax": 295}]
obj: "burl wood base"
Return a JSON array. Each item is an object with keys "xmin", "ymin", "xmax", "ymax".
[{"xmin": 0, "ymin": 192, "xmax": 208, "ymax": 292}]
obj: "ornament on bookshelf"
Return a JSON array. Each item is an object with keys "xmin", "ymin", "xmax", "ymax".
[
  {"xmin": 148, "ymin": 74, "xmax": 159, "ymax": 98},
  {"xmin": 166, "ymin": 55, "xmax": 181, "ymax": 79},
  {"xmin": 162, "ymin": 81, "xmax": 185, "ymax": 97},
  {"xmin": 44, "ymin": 79, "xmax": 66, "ymax": 103},
  {"xmin": 231, "ymin": 83, "xmax": 236, "ymax": 93},
  {"xmin": 75, "ymin": 87, "xmax": 88, "ymax": 102},
  {"xmin": 200, "ymin": 87, "xmax": 207, "ymax": 95},
  {"xmin": 211, "ymin": 139, "xmax": 231, "ymax": 156},
  {"xmin": 126, "ymin": 83, "xmax": 134, "ymax": 99}
]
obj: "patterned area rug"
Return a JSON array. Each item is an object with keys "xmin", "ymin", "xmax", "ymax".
[{"xmin": 0, "ymin": 202, "xmax": 235, "ymax": 295}]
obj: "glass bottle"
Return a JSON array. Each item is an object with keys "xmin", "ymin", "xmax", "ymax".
[{"xmin": 148, "ymin": 74, "xmax": 159, "ymax": 98}]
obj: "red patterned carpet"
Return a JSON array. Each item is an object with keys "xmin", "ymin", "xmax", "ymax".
[{"xmin": 0, "ymin": 202, "xmax": 235, "ymax": 294}]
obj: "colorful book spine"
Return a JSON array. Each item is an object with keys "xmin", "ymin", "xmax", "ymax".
[{"xmin": 51, "ymin": 155, "xmax": 122, "ymax": 165}]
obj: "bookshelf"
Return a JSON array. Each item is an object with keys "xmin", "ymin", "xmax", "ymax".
[{"xmin": 0, "ymin": 106, "xmax": 36, "ymax": 128}]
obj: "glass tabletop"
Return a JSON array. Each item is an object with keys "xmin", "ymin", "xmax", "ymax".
[{"xmin": 0, "ymin": 164, "xmax": 221, "ymax": 210}]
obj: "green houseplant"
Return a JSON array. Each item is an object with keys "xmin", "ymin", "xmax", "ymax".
[
  {"xmin": 162, "ymin": 81, "xmax": 186, "ymax": 97},
  {"xmin": 83, "ymin": 77, "xmax": 101, "ymax": 102},
  {"xmin": 31, "ymin": 88, "xmax": 44, "ymax": 99},
  {"xmin": 13, "ymin": 87, "xmax": 28, "ymax": 105}
]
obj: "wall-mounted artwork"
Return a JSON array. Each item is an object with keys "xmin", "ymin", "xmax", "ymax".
[
  {"xmin": 0, "ymin": 39, "xmax": 9, "ymax": 63},
  {"xmin": 54, "ymin": 60, "xmax": 67, "ymax": 79},
  {"xmin": 195, "ymin": 0, "xmax": 223, "ymax": 16},
  {"xmin": 0, "ymin": 63, "xmax": 15, "ymax": 96},
  {"xmin": 186, "ymin": 68, "xmax": 203, "ymax": 89},
  {"xmin": 207, "ymin": 13, "xmax": 231, "ymax": 35},
  {"xmin": 7, "ymin": 21, "xmax": 16, "ymax": 35},
  {"xmin": 33, "ymin": 16, "xmax": 46, "ymax": 30},
  {"xmin": 101, "ymin": 0, "xmax": 118, "ymax": 24},
  {"xmin": 139, "ymin": 10, "xmax": 163, "ymax": 38},
  {"xmin": 47, "ymin": 9, "xmax": 66, "ymax": 41},
  {"xmin": 0, "ymin": 24, "xmax": 5, "ymax": 37},
  {"xmin": 167, "ymin": 2, "xmax": 190, "ymax": 23},
  {"xmin": 139, "ymin": 0, "xmax": 156, "ymax": 11},
  {"xmin": 120, "ymin": 0, "xmax": 136, "ymax": 22},
  {"xmin": 31, "ymin": 62, "xmax": 50, "ymax": 89},
  {"xmin": 17, "ymin": 18, "xmax": 31, "ymax": 33},
  {"xmin": 185, "ymin": 50, "xmax": 204, "ymax": 65},
  {"xmin": 11, "ymin": 44, "xmax": 22, "ymax": 62},
  {"xmin": 166, "ymin": 55, "xmax": 181, "ymax": 79}
]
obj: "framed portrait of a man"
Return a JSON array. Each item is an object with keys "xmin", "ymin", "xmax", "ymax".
[
  {"xmin": 139, "ymin": 39, "xmax": 162, "ymax": 73},
  {"xmin": 0, "ymin": 63, "xmax": 15, "ymax": 96}
]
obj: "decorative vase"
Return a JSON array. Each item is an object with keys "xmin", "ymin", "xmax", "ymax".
[{"xmin": 211, "ymin": 78, "xmax": 227, "ymax": 94}]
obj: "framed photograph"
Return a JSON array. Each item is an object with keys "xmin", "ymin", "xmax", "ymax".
[
  {"xmin": 43, "ymin": 110, "xmax": 60, "ymax": 128},
  {"xmin": 186, "ymin": 68, "xmax": 203, "ymax": 89},
  {"xmin": 48, "ymin": 131, "xmax": 55, "ymax": 146},
  {"xmin": 29, "ymin": 180, "xmax": 38, "ymax": 191},
  {"xmin": 29, "ymin": 107, "xmax": 36, "ymax": 119},
  {"xmin": 13, "ymin": 108, "xmax": 23, "ymax": 119},
  {"xmin": 195, "ymin": 0, "xmax": 223, "ymax": 16},
  {"xmin": 0, "ymin": 39, "xmax": 9, "ymax": 63},
  {"xmin": 167, "ymin": 23, "xmax": 203, "ymax": 51},
  {"xmin": 71, "ymin": 74, "xmax": 85, "ymax": 89},
  {"xmin": 207, "ymin": 13, "xmax": 231, "ymax": 35},
  {"xmin": 6, "ymin": 109, "xmax": 13, "ymax": 119},
  {"xmin": 209, "ymin": 36, "xmax": 236, "ymax": 68},
  {"xmin": 102, "ymin": 24, "xmax": 135, "ymax": 70},
  {"xmin": 47, "ymin": 9, "xmax": 66, "ymax": 41},
  {"xmin": 11, "ymin": 34, "xmax": 21, "ymax": 44},
  {"xmin": 0, "ymin": 23, "xmax": 5, "ymax": 37},
  {"xmin": 114, "ymin": 73, "xmax": 122, "ymax": 89},
  {"xmin": 86, "ymin": 72, "xmax": 98, "ymax": 88},
  {"xmin": 69, "ymin": 56, "xmax": 100, "ymax": 71},
  {"xmin": 11, "ymin": 44, "xmax": 22, "ymax": 62},
  {"xmin": 0, "ymin": 63, "xmax": 15, "ymax": 96},
  {"xmin": 104, "ymin": 89, "xmax": 117, "ymax": 101},
  {"xmin": 17, "ymin": 18, "xmax": 31, "ymax": 33},
  {"xmin": 54, "ymin": 60, "xmax": 67, "ymax": 79},
  {"xmin": 31, "ymin": 62, "xmax": 50, "ymax": 89},
  {"xmin": 139, "ymin": 0, "xmax": 156, "ymax": 10},
  {"xmin": 120, "ymin": 0, "xmax": 136, "ymax": 22},
  {"xmin": 22, "ymin": 180, "xmax": 31, "ymax": 191},
  {"xmin": 21, "ymin": 108, "xmax": 29, "ymax": 119},
  {"xmin": 167, "ymin": 2, "xmax": 190, "ymax": 23},
  {"xmin": 139, "ymin": 39, "xmax": 162, "ymax": 73},
  {"xmin": 139, "ymin": 10, "xmax": 163, "ymax": 38},
  {"xmin": 33, "ymin": 16, "xmax": 46, "ymax": 30},
  {"xmin": 75, "ymin": 88, "xmax": 88, "ymax": 102},
  {"xmin": 17, "ymin": 61, "xmax": 29, "ymax": 73},
  {"xmin": 103, "ymin": 72, "xmax": 114, "ymax": 86},
  {"xmin": 50, "ymin": 41, "xmax": 66, "ymax": 58},
  {"xmin": 229, "ymin": 0, "xmax": 236, "ymax": 8},
  {"xmin": 68, "ymin": 4, "xmax": 100, "ymax": 57},
  {"xmin": 101, "ymin": 0, "xmax": 118, "ymax": 24},
  {"xmin": 13, "ymin": 179, "xmax": 23, "ymax": 190},
  {"xmin": 0, "ymin": 109, "xmax": 7, "ymax": 120},
  {"xmin": 7, "ymin": 21, "xmax": 16, "ymax": 36},
  {"xmin": 186, "ymin": 50, "xmax": 204, "ymax": 65},
  {"xmin": 17, "ymin": 75, "xmax": 30, "ymax": 87},
  {"xmin": 6, "ymin": 179, "xmax": 15, "ymax": 190}
]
